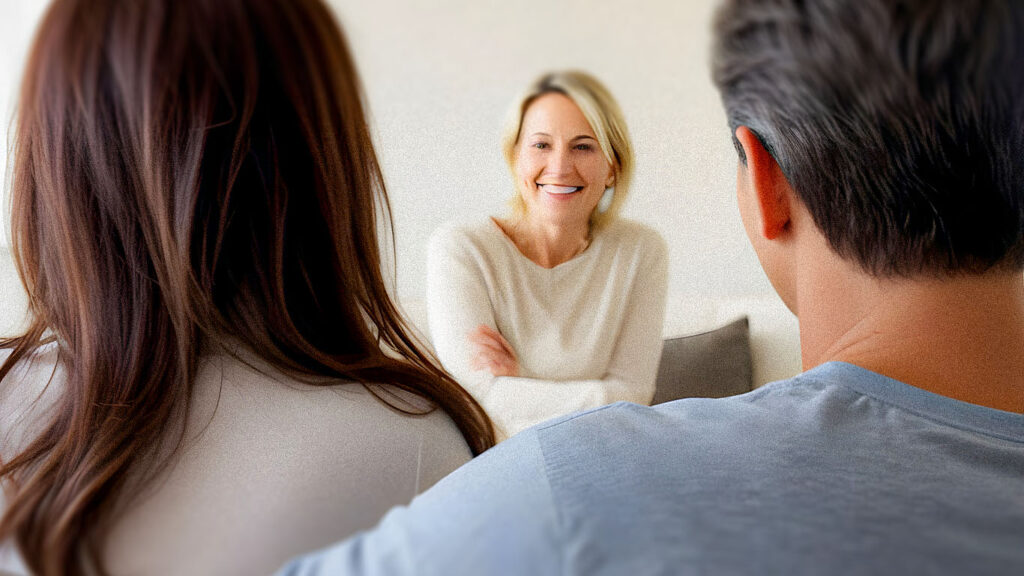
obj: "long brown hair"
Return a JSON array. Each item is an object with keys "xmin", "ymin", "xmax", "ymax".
[{"xmin": 0, "ymin": 0, "xmax": 495, "ymax": 573}]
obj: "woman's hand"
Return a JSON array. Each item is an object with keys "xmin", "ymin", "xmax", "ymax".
[{"xmin": 468, "ymin": 325, "xmax": 520, "ymax": 377}]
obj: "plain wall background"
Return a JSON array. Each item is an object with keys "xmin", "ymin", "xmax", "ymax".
[{"xmin": 0, "ymin": 0, "xmax": 774, "ymax": 311}]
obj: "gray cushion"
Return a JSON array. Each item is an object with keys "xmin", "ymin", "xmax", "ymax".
[{"xmin": 652, "ymin": 316, "xmax": 753, "ymax": 405}]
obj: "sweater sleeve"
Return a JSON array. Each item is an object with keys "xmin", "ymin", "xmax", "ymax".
[
  {"xmin": 427, "ymin": 224, "xmax": 669, "ymax": 441},
  {"xmin": 481, "ymin": 230, "xmax": 668, "ymax": 439},
  {"xmin": 425, "ymin": 225, "xmax": 504, "ymax": 385}
]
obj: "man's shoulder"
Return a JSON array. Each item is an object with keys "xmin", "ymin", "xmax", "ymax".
[
  {"xmin": 529, "ymin": 360, "xmax": 1024, "ymax": 457},
  {"xmin": 528, "ymin": 378, "xmax": 806, "ymax": 462},
  {"xmin": 510, "ymin": 365, "xmax": 1024, "ymax": 574},
  {"xmin": 538, "ymin": 370, "xmax": 812, "ymax": 425},
  {"xmin": 519, "ymin": 358, "xmax": 1024, "ymax": 501}
]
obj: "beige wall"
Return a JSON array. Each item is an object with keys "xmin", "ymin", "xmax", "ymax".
[
  {"xmin": 0, "ymin": 0, "xmax": 49, "ymax": 235},
  {"xmin": 331, "ymin": 0, "xmax": 771, "ymax": 305},
  {"xmin": 0, "ymin": 1, "xmax": 774, "ymax": 313}
]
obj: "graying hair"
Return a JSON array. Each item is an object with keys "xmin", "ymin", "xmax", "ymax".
[{"xmin": 712, "ymin": 0, "xmax": 1024, "ymax": 276}]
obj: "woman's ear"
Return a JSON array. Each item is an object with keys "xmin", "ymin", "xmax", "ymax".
[{"xmin": 735, "ymin": 126, "xmax": 793, "ymax": 240}]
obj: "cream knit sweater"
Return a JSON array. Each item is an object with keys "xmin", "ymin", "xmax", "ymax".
[{"xmin": 427, "ymin": 217, "xmax": 668, "ymax": 440}]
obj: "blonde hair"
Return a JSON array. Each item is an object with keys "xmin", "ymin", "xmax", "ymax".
[{"xmin": 501, "ymin": 70, "xmax": 634, "ymax": 230}]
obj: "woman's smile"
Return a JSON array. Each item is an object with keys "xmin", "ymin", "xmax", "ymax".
[
  {"xmin": 538, "ymin": 184, "xmax": 584, "ymax": 195},
  {"xmin": 514, "ymin": 92, "xmax": 614, "ymax": 228}
]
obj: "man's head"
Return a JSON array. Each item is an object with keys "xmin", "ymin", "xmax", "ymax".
[{"xmin": 711, "ymin": 0, "xmax": 1024, "ymax": 278}]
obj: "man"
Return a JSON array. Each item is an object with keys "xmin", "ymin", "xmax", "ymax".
[{"xmin": 280, "ymin": 0, "xmax": 1024, "ymax": 573}]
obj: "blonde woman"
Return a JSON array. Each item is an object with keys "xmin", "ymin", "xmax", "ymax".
[{"xmin": 427, "ymin": 71, "xmax": 668, "ymax": 440}]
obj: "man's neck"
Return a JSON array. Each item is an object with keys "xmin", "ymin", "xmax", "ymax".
[{"xmin": 797, "ymin": 266, "xmax": 1024, "ymax": 413}]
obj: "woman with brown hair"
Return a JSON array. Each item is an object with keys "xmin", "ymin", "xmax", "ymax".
[{"xmin": 0, "ymin": 1, "xmax": 494, "ymax": 575}]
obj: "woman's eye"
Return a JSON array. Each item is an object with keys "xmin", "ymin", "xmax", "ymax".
[
  {"xmin": 532, "ymin": 142, "xmax": 549, "ymax": 149},
  {"xmin": 574, "ymin": 143, "xmax": 593, "ymax": 151}
]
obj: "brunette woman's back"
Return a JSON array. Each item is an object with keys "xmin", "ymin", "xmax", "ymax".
[
  {"xmin": 0, "ymin": 1, "xmax": 493, "ymax": 574},
  {"xmin": 1, "ymin": 345, "xmax": 471, "ymax": 576}
]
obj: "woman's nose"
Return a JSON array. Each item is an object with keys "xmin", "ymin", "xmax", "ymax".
[{"xmin": 547, "ymin": 146, "xmax": 573, "ymax": 174}]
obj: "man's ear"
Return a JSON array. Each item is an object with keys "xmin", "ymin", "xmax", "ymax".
[{"xmin": 735, "ymin": 126, "xmax": 792, "ymax": 240}]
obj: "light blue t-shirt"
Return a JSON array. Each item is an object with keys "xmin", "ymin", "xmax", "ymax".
[{"xmin": 277, "ymin": 362, "xmax": 1024, "ymax": 575}]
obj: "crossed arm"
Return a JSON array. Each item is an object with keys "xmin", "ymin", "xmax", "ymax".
[{"xmin": 426, "ymin": 228, "xmax": 668, "ymax": 439}]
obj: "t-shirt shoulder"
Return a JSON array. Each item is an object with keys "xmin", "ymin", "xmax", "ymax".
[{"xmin": 535, "ymin": 362, "xmax": 1024, "ymax": 449}]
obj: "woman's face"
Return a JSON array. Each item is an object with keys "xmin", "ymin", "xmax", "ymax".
[{"xmin": 514, "ymin": 93, "xmax": 614, "ymax": 230}]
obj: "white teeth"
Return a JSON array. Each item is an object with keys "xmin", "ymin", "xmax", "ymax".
[{"xmin": 542, "ymin": 185, "xmax": 581, "ymax": 195}]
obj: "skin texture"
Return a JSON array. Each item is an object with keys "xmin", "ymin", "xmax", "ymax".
[
  {"xmin": 512, "ymin": 93, "xmax": 614, "ymax": 245},
  {"xmin": 471, "ymin": 93, "xmax": 616, "ymax": 377},
  {"xmin": 735, "ymin": 126, "xmax": 1024, "ymax": 414},
  {"xmin": 468, "ymin": 325, "xmax": 518, "ymax": 378}
]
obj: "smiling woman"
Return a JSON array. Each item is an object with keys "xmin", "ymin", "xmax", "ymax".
[
  {"xmin": 426, "ymin": 71, "xmax": 669, "ymax": 441},
  {"xmin": 501, "ymin": 91, "xmax": 616, "ymax": 266}
]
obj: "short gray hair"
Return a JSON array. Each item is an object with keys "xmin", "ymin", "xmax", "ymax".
[{"xmin": 712, "ymin": 0, "xmax": 1024, "ymax": 276}]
